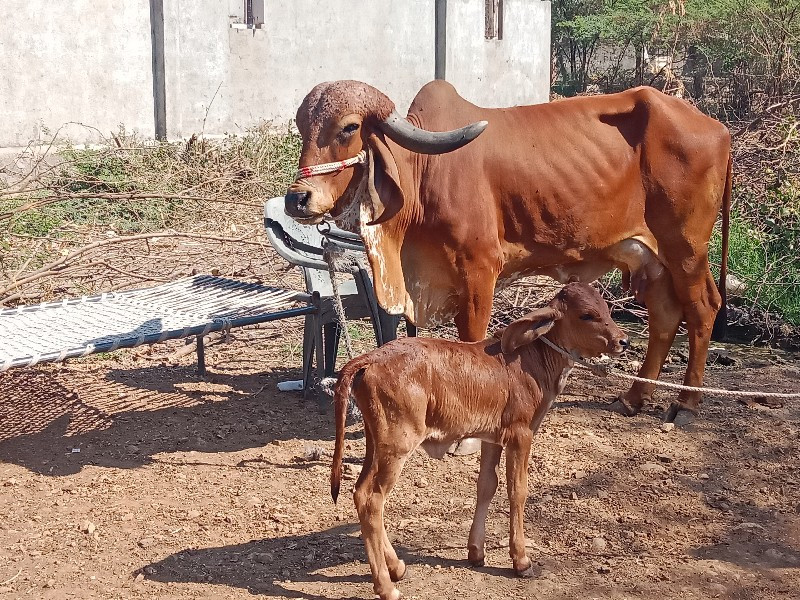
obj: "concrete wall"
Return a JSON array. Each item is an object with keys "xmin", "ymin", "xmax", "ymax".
[
  {"xmin": 162, "ymin": 0, "xmax": 438, "ymax": 139},
  {"xmin": 0, "ymin": 0, "xmax": 551, "ymax": 148},
  {"xmin": 0, "ymin": 1, "xmax": 155, "ymax": 147},
  {"xmin": 447, "ymin": 0, "xmax": 551, "ymax": 107}
]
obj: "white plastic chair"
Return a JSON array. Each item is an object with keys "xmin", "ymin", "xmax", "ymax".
[{"xmin": 264, "ymin": 197, "xmax": 409, "ymax": 387}]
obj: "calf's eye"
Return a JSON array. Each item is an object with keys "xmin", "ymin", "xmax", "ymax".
[{"xmin": 580, "ymin": 313, "xmax": 595, "ymax": 321}]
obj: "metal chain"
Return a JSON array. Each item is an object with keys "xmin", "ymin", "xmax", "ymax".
[{"xmin": 540, "ymin": 336, "xmax": 800, "ymax": 400}]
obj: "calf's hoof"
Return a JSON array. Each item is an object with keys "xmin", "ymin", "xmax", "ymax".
[
  {"xmin": 389, "ymin": 560, "xmax": 407, "ymax": 582},
  {"xmin": 467, "ymin": 547, "xmax": 485, "ymax": 567},
  {"xmin": 608, "ymin": 397, "xmax": 641, "ymax": 417},
  {"xmin": 447, "ymin": 438, "xmax": 481, "ymax": 456},
  {"xmin": 378, "ymin": 587, "xmax": 402, "ymax": 600},
  {"xmin": 664, "ymin": 402, "xmax": 699, "ymax": 426}
]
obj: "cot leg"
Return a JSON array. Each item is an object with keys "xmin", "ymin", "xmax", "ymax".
[
  {"xmin": 406, "ymin": 319, "xmax": 417, "ymax": 337},
  {"xmin": 196, "ymin": 335, "xmax": 206, "ymax": 376}
]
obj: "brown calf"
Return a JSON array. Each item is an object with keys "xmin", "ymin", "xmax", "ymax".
[{"xmin": 331, "ymin": 282, "xmax": 628, "ymax": 600}]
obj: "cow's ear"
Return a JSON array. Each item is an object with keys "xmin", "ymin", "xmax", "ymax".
[
  {"xmin": 365, "ymin": 133, "xmax": 405, "ymax": 225},
  {"xmin": 501, "ymin": 307, "xmax": 563, "ymax": 354}
]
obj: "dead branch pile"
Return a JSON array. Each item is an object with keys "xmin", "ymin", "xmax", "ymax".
[{"xmin": 0, "ymin": 125, "xmax": 302, "ymax": 306}]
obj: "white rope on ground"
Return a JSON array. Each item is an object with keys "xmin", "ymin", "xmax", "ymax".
[
  {"xmin": 540, "ymin": 336, "xmax": 800, "ymax": 400},
  {"xmin": 603, "ymin": 369, "xmax": 800, "ymax": 399}
]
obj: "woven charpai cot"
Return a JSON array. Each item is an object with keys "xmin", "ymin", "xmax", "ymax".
[{"xmin": 0, "ymin": 275, "xmax": 313, "ymax": 372}]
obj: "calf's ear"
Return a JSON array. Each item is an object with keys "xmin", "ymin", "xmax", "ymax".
[{"xmin": 501, "ymin": 307, "xmax": 563, "ymax": 354}]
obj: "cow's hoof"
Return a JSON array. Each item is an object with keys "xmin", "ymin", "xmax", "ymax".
[
  {"xmin": 389, "ymin": 560, "xmax": 407, "ymax": 582},
  {"xmin": 609, "ymin": 398, "xmax": 640, "ymax": 417},
  {"xmin": 514, "ymin": 561, "xmax": 536, "ymax": 578},
  {"xmin": 447, "ymin": 438, "xmax": 481, "ymax": 456},
  {"xmin": 468, "ymin": 544, "xmax": 485, "ymax": 567},
  {"xmin": 664, "ymin": 402, "xmax": 698, "ymax": 426}
]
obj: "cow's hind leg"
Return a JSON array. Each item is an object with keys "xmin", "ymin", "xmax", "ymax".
[
  {"xmin": 612, "ymin": 269, "xmax": 682, "ymax": 416},
  {"xmin": 664, "ymin": 268, "xmax": 721, "ymax": 421},
  {"xmin": 467, "ymin": 442, "xmax": 503, "ymax": 566}
]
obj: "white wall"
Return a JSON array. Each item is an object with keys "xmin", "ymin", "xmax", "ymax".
[
  {"xmin": 0, "ymin": 1, "xmax": 155, "ymax": 147},
  {"xmin": 0, "ymin": 0, "xmax": 551, "ymax": 148},
  {"xmin": 161, "ymin": 0, "xmax": 438, "ymax": 139},
  {"xmin": 447, "ymin": 0, "xmax": 551, "ymax": 107}
]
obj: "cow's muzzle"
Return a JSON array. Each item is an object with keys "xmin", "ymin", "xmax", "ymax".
[{"xmin": 284, "ymin": 190, "xmax": 313, "ymax": 218}]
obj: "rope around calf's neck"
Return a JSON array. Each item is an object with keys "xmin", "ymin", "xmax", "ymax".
[{"xmin": 539, "ymin": 336, "xmax": 800, "ymax": 400}]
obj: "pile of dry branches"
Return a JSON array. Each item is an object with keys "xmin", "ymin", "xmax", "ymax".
[
  {"xmin": 731, "ymin": 97, "xmax": 800, "ymax": 218},
  {"xmin": 726, "ymin": 96, "xmax": 800, "ymax": 326},
  {"xmin": 0, "ymin": 125, "xmax": 302, "ymax": 306}
]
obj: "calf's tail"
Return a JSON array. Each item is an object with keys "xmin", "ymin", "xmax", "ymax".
[
  {"xmin": 331, "ymin": 359, "xmax": 367, "ymax": 503},
  {"xmin": 712, "ymin": 154, "xmax": 732, "ymax": 341}
]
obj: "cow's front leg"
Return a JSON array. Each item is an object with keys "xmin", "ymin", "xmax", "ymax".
[
  {"xmin": 505, "ymin": 427, "xmax": 534, "ymax": 577},
  {"xmin": 453, "ymin": 265, "xmax": 496, "ymax": 342},
  {"xmin": 450, "ymin": 265, "xmax": 497, "ymax": 454}
]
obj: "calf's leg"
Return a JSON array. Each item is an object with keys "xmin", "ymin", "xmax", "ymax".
[
  {"xmin": 353, "ymin": 432, "xmax": 404, "ymax": 581},
  {"xmin": 506, "ymin": 428, "xmax": 534, "ymax": 576},
  {"xmin": 354, "ymin": 438, "xmax": 411, "ymax": 600},
  {"xmin": 467, "ymin": 442, "xmax": 503, "ymax": 566}
]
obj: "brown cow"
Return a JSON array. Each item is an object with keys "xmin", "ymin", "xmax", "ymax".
[
  {"xmin": 331, "ymin": 282, "xmax": 628, "ymax": 600},
  {"xmin": 285, "ymin": 80, "xmax": 731, "ymax": 421}
]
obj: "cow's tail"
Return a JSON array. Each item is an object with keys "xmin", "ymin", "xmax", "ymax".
[
  {"xmin": 331, "ymin": 358, "xmax": 367, "ymax": 504},
  {"xmin": 712, "ymin": 154, "xmax": 732, "ymax": 341}
]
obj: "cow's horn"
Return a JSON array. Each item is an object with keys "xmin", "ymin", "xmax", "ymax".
[{"xmin": 379, "ymin": 111, "xmax": 487, "ymax": 154}]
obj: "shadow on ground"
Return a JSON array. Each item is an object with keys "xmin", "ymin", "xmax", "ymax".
[
  {"xmin": 0, "ymin": 364, "xmax": 332, "ymax": 476},
  {"xmin": 144, "ymin": 522, "xmax": 512, "ymax": 599}
]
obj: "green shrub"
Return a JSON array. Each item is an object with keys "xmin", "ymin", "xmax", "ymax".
[{"xmin": 710, "ymin": 213, "xmax": 800, "ymax": 325}]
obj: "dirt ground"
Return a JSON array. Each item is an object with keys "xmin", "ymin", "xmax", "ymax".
[{"xmin": 1, "ymin": 326, "xmax": 799, "ymax": 600}]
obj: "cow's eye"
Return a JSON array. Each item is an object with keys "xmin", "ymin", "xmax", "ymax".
[
  {"xmin": 342, "ymin": 123, "xmax": 360, "ymax": 135},
  {"xmin": 580, "ymin": 313, "xmax": 595, "ymax": 321}
]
